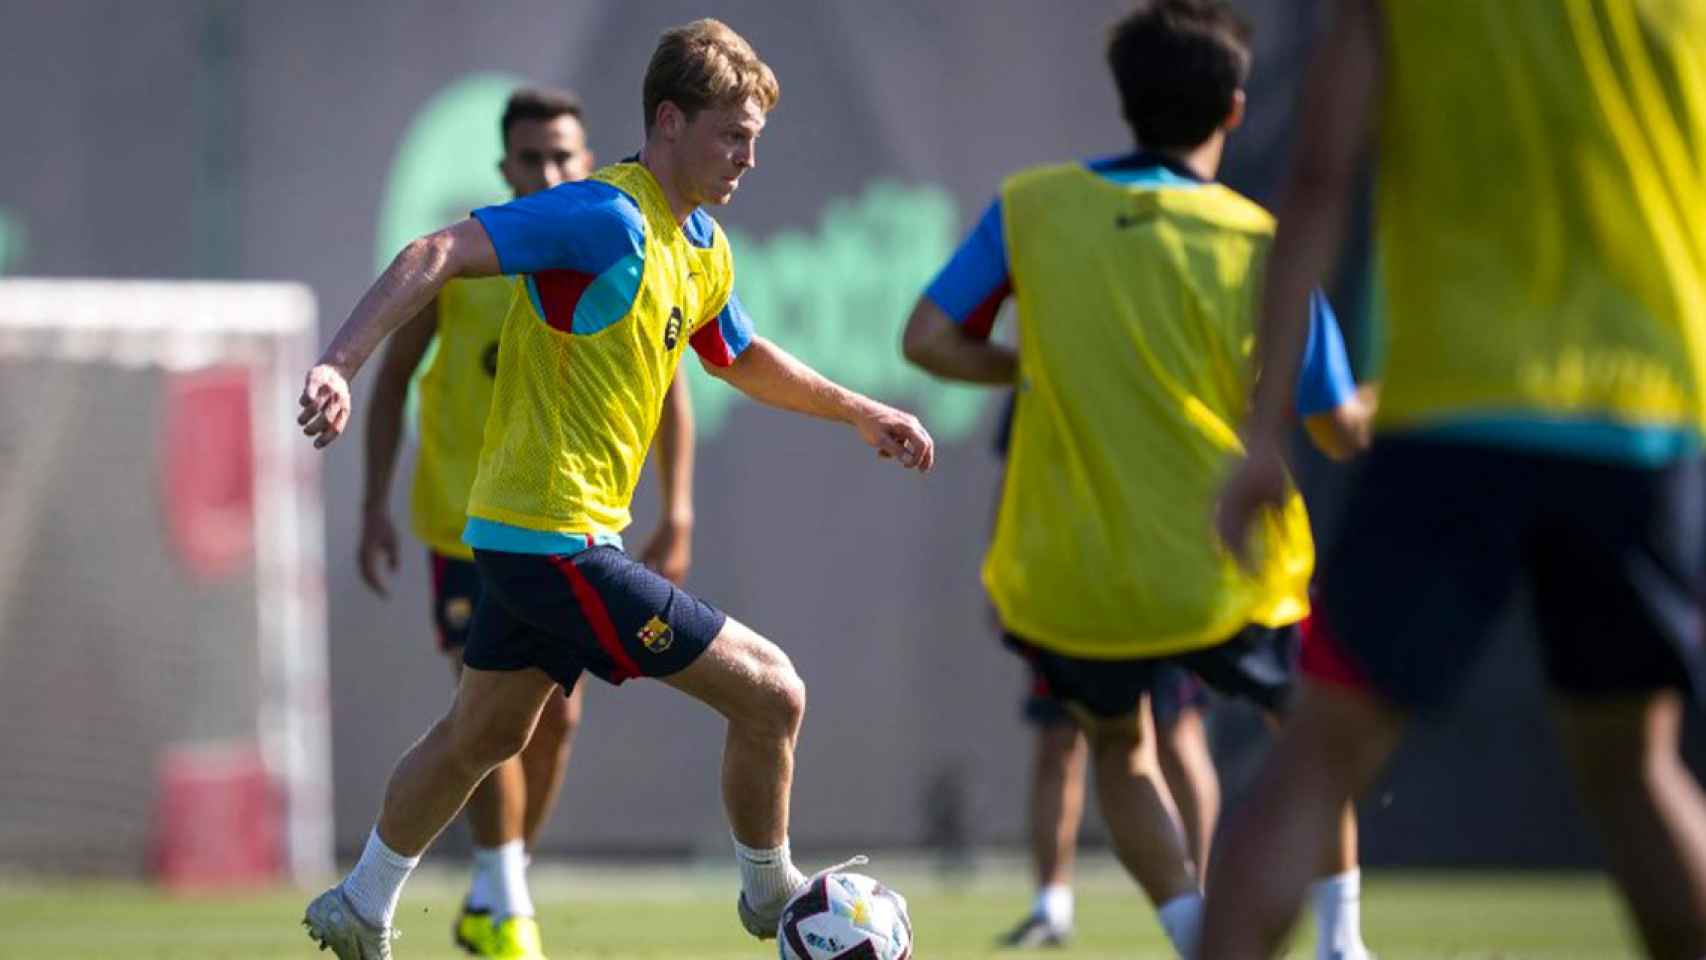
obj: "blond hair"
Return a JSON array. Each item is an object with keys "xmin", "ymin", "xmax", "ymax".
[{"xmin": 643, "ymin": 19, "xmax": 780, "ymax": 134}]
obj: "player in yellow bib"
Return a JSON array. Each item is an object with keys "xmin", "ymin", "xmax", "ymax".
[
  {"xmin": 356, "ymin": 87, "xmax": 695, "ymax": 959},
  {"xmin": 903, "ymin": 3, "xmax": 1373, "ymax": 957},
  {"xmin": 298, "ymin": 20, "xmax": 934, "ymax": 960},
  {"xmin": 1209, "ymin": 2, "xmax": 1706, "ymax": 956}
]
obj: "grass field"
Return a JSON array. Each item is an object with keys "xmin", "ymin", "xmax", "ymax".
[{"xmin": 0, "ymin": 857, "xmax": 1641, "ymax": 959}]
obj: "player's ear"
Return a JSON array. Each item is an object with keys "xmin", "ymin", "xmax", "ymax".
[
  {"xmin": 656, "ymin": 101, "xmax": 685, "ymax": 140},
  {"xmin": 497, "ymin": 156, "xmax": 521, "ymax": 195},
  {"xmin": 1225, "ymin": 89, "xmax": 1248, "ymax": 133}
]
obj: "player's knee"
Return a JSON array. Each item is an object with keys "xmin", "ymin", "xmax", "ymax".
[
  {"xmin": 447, "ymin": 707, "xmax": 533, "ymax": 772},
  {"xmin": 534, "ymin": 690, "xmax": 579, "ymax": 745},
  {"xmin": 744, "ymin": 651, "xmax": 806, "ymax": 740},
  {"xmin": 1084, "ymin": 714, "xmax": 1154, "ymax": 770}
]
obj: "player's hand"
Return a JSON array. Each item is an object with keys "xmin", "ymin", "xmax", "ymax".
[
  {"xmin": 358, "ymin": 505, "xmax": 399, "ymax": 597},
  {"xmin": 1215, "ymin": 434, "xmax": 1291, "ymax": 572},
  {"xmin": 853, "ymin": 402, "xmax": 935, "ymax": 473},
  {"xmin": 298, "ymin": 363, "xmax": 353, "ymax": 449},
  {"xmin": 638, "ymin": 518, "xmax": 693, "ymax": 585}
]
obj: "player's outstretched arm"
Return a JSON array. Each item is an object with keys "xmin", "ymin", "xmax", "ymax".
[
  {"xmin": 299, "ymin": 218, "xmax": 500, "ymax": 448},
  {"xmin": 638, "ymin": 371, "xmax": 696, "ymax": 583},
  {"xmin": 900, "ymin": 296, "xmax": 1017, "ymax": 385},
  {"xmin": 705, "ymin": 336, "xmax": 935, "ymax": 472},
  {"xmin": 355, "ymin": 299, "xmax": 437, "ymax": 596},
  {"xmin": 1217, "ymin": 0, "xmax": 1381, "ymax": 566}
]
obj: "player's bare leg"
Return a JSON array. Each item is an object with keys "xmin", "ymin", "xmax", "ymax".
[
  {"xmin": 435, "ymin": 652, "xmax": 539, "ymax": 955},
  {"xmin": 1033, "ymin": 724, "xmax": 1087, "ymax": 893},
  {"xmin": 1202, "ymin": 682, "xmax": 1401, "ymax": 959},
  {"xmin": 379, "ymin": 665, "xmax": 557, "ymax": 854},
  {"xmin": 521, "ymin": 681, "xmax": 583, "ymax": 848},
  {"xmin": 1556, "ymin": 689, "xmax": 1706, "ymax": 960},
  {"xmin": 1078, "ymin": 700, "xmax": 1201, "ymax": 957},
  {"xmin": 1157, "ymin": 706, "xmax": 1219, "ymax": 876},
  {"xmin": 663, "ymin": 615, "xmax": 809, "ymax": 937},
  {"xmin": 1004, "ymin": 723, "xmax": 1087, "ymax": 946},
  {"xmin": 307, "ymin": 665, "xmax": 558, "ymax": 957}
]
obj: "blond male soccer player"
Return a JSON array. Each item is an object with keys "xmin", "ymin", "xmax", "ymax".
[
  {"xmin": 357, "ymin": 86, "xmax": 695, "ymax": 959},
  {"xmin": 903, "ymin": 3, "xmax": 1373, "ymax": 957},
  {"xmin": 1209, "ymin": 2, "xmax": 1706, "ymax": 957},
  {"xmin": 299, "ymin": 20, "xmax": 934, "ymax": 959}
]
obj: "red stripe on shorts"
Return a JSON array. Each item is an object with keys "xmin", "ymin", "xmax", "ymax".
[
  {"xmin": 547, "ymin": 554, "xmax": 643, "ymax": 682},
  {"xmin": 1299, "ymin": 609, "xmax": 1374, "ymax": 694}
]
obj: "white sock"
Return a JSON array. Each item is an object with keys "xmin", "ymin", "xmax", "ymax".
[
  {"xmin": 472, "ymin": 840, "xmax": 534, "ymax": 922},
  {"xmin": 1034, "ymin": 883, "xmax": 1074, "ymax": 929},
  {"xmin": 1310, "ymin": 869, "xmax": 1366, "ymax": 960},
  {"xmin": 342, "ymin": 828, "xmax": 420, "ymax": 929},
  {"xmin": 733, "ymin": 834, "xmax": 807, "ymax": 908},
  {"xmin": 1157, "ymin": 891, "xmax": 1204, "ymax": 960}
]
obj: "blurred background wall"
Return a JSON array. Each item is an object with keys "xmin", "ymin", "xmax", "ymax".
[{"xmin": 0, "ymin": 0, "xmax": 1616, "ymax": 869}]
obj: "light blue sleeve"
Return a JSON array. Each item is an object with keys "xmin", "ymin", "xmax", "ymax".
[{"xmin": 1295, "ymin": 289, "xmax": 1358, "ymax": 416}]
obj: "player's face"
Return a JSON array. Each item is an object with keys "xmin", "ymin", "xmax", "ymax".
[
  {"xmin": 500, "ymin": 115, "xmax": 594, "ymax": 198},
  {"xmin": 677, "ymin": 98, "xmax": 765, "ymax": 207}
]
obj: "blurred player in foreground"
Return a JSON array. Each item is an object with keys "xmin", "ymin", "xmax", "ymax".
[
  {"xmin": 1208, "ymin": 2, "xmax": 1706, "ymax": 957},
  {"xmin": 358, "ymin": 86, "xmax": 697, "ymax": 958},
  {"xmin": 903, "ymin": 2, "xmax": 1373, "ymax": 956},
  {"xmin": 989, "ymin": 393, "xmax": 1221, "ymax": 950},
  {"xmin": 299, "ymin": 18, "xmax": 934, "ymax": 959}
]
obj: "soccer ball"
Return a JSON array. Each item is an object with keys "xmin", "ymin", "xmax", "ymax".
[{"xmin": 778, "ymin": 871, "xmax": 913, "ymax": 960}]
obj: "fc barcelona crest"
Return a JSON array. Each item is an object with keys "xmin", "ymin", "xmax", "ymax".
[{"xmin": 637, "ymin": 615, "xmax": 674, "ymax": 654}]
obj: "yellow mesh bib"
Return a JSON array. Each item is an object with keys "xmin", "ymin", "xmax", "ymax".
[
  {"xmin": 409, "ymin": 276, "xmax": 516, "ymax": 558},
  {"xmin": 466, "ymin": 163, "xmax": 733, "ymax": 535},
  {"xmin": 985, "ymin": 165, "xmax": 1313, "ymax": 658},
  {"xmin": 1376, "ymin": 0, "xmax": 1706, "ymax": 433}
]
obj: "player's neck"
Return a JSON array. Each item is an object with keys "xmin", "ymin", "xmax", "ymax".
[
  {"xmin": 636, "ymin": 145, "xmax": 697, "ymax": 226},
  {"xmin": 1150, "ymin": 135, "xmax": 1225, "ymax": 182}
]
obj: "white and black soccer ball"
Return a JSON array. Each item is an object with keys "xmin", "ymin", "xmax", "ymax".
[{"xmin": 778, "ymin": 871, "xmax": 913, "ymax": 960}]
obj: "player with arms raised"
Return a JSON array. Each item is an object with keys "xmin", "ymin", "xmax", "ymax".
[{"xmin": 299, "ymin": 19, "xmax": 934, "ymax": 959}]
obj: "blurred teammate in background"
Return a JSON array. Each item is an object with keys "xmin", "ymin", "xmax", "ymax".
[
  {"xmin": 357, "ymin": 86, "xmax": 697, "ymax": 958},
  {"xmin": 300, "ymin": 18, "xmax": 934, "ymax": 960},
  {"xmin": 1209, "ymin": 2, "xmax": 1706, "ymax": 957},
  {"xmin": 990, "ymin": 393, "xmax": 1221, "ymax": 950},
  {"xmin": 903, "ymin": 2, "xmax": 1373, "ymax": 957}
]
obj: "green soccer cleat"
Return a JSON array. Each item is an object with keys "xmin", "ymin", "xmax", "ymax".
[
  {"xmin": 488, "ymin": 915, "xmax": 549, "ymax": 959},
  {"xmin": 452, "ymin": 900, "xmax": 495, "ymax": 955}
]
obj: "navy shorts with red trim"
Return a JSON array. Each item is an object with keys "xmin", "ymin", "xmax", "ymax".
[
  {"xmin": 465, "ymin": 546, "xmax": 726, "ymax": 689},
  {"xmin": 1308, "ymin": 437, "xmax": 1706, "ymax": 712},
  {"xmin": 1022, "ymin": 661, "xmax": 1208, "ymax": 729},
  {"xmin": 1006, "ymin": 624, "xmax": 1296, "ymax": 720},
  {"xmin": 428, "ymin": 551, "xmax": 482, "ymax": 653}
]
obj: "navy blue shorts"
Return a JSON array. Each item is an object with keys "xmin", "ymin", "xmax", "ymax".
[
  {"xmin": 1022, "ymin": 662, "xmax": 1208, "ymax": 729},
  {"xmin": 1007, "ymin": 624, "xmax": 1297, "ymax": 721},
  {"xmin": 465, "ymin": 546, "xmax": 727, "ymax": 689},
  {"xmin": 429, "ymin": 552, "xmax": 482, "ymax": 652},
  {"xmin": 1308, "ymin": 438, "xmax": 1706, "ymax": 712}
]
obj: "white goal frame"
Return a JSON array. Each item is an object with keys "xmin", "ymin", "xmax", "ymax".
[{"xmin": 0, "ymin": 277, "xmax": 332, "ymax": 883}]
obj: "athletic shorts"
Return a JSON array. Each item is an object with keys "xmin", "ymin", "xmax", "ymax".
[
  {"xmin": 1022, "ymin": 662, "xmax": 1208, "ymax": 729},
  {"xmin": 1006, "ymin": 624, "xmax": 1298, "ymax": 720},
  {"xmin": 1307, "ymin": 437, "xmax": 1706, "ymax": 712},
  {"xmin": 428, "ymin": 551, "xmax": 482, "ymax": 652},
  {"xmin": 465, "ymin": 546, "xmax": 726, "ymax": 690}
]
